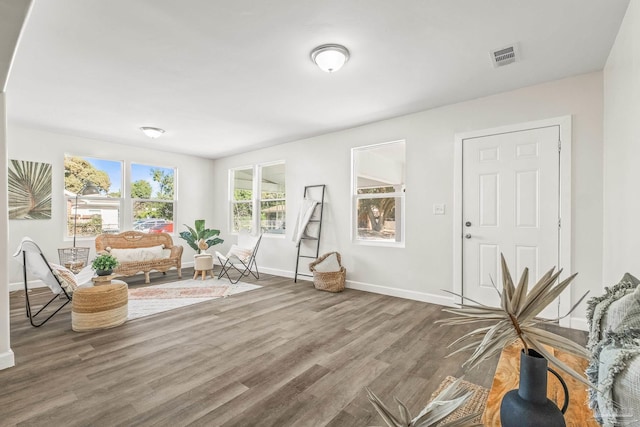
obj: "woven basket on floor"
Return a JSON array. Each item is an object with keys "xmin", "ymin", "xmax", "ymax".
[
  {"xmin": 309, "ymin": 252, "xmax": 346, "ymax": 293},
  {"xmin": 72, "ymin": 281, "xmax": 128, "ymax": 332}
]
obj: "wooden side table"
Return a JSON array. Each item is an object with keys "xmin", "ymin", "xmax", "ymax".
[
  {"xmin": 482, "ymin": 342, "xmax": 598, "ymax": 426},
  {"xmin": 92, "ymin": 274, "xmax": 117, "ymax": 286}
]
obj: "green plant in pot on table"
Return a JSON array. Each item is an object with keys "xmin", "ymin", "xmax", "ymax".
[
  {"xmin": 438, "ymin": 254, "xmax": 590, "ymax": 427},
  {"xmin": 92, "ymin": 253, "xmax": 119, "ymax": 276},
  {"xmin": 179, "ymin": 219, "xmax": 224, "ymax": 254}
]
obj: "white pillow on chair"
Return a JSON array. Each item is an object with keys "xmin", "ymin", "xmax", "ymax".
[{"xmin": 228, "ymin": 245, "xmax": 253, "ymax": 262}]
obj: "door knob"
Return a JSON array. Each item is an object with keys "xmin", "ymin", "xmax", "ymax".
[
  {"xmin": 465, "ymin": 221, "xmax": 472, "ymax": 227},
  {"xmin": 465, "ymin": 234, "xmax": 472, "ymax": 239}
]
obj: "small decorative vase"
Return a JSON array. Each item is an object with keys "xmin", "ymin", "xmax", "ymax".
[
  {"xmin": 95, "ymin": 269, "xmax": 113, "ymax": 276},
  {"xmin": 500, "ymin": 349, "xmax": 569, "ymax": 427}
]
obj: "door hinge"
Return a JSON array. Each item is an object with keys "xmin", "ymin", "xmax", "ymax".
[
  {"xmin": 558, "ymin": 139, "xmax": 561, "ymax": 152},
  {"xmin": 558, "ymin": 218, "xmax": 561, "ymax": 228}
]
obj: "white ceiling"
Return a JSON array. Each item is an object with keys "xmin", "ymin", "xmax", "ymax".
[{"xmin": 5, "ymin": 0, "xmax": 630, "ymax": 159}]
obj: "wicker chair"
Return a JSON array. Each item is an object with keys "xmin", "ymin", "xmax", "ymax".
[{"xmin": 95, "ymin": 231, "xmax": 183, "ymax": 283}]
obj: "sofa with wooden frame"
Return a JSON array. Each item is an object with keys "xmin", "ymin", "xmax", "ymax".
[{"xmin": 95, "ymin": 231, "xmax": 183, "ymax": 283}]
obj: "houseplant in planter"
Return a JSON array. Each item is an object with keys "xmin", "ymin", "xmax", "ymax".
[
  {"xmin": 179, "ymin": 219, "xmax": 224, "ymax": 254},
  {"xmin": 439, "ymin": 254, "xmax": 590, "ymax": 427},
  {"xmin": 91, "ymin": 253, "xmax": 119, "ymax": 276}
]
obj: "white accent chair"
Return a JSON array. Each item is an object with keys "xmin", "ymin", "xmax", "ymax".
[
  {"xmin": 13, "ymin": 237, "xmax": 93, "ymax": 327},
  {"xmin": 215, "ymin": 234, "xmax": 263, "ymax": 284}
]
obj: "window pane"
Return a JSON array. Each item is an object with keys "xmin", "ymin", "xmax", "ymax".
[
  {"xmin": 66, "ymin": 197, "xmax": 121, "ymax": 237},
  {"xmin": 232, "ymin": 202, "xmax": 253, "ymax": 233},
  {"xmin": 261, "ymin": 200, "xmax": 286, "ymax": 234},
  {"xmin": 132, "ymin": 201, "xmax": 174, "ymax": 233},
  {"xmin": 234, "ymin": 168, "xmax": 253, "ymax": 201},
  {"xmin": 131, "ymin": 163, "xmax": 175, "ymax": 199},
  {"xmin": 64, "ymin": 155, "xmax": 122, "ymax": 197},
  {"xmin": 356, "ymin": 197, "xmax": 399, "ymax": 241},
  {"xmin": 65, "ymin": 155, "xmax": 122, "ymax": 238},
  {"xmin": 261, "ymin": 163, "xmax": 286, "ymax": 200},
  {"xmin": 354, "ymin": 142, "xmax": 405, "ymax": 193},
  {"xmin": 353, "ymin": 141, "xmax": 405, "ymax": 244}
]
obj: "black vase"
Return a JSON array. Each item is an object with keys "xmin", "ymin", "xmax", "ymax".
[{"xmin": 500, "ymin": 349, "xmax": 569, "ymax": 427}]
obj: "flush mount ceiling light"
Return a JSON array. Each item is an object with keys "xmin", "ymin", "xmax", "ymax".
[
  {"xmin": 140, "ymin": 126, "xmax": 165, "ymax": 138},
  {"xmin": 310, "ymin": 44, "xmax": 350, "ymax": 73}
]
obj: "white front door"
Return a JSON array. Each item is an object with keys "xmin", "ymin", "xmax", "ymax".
[{"xmin": 462, "ymin": 125, "xmax": 560, "ymax": 319}]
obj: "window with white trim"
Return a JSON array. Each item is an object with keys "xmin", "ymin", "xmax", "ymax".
[
  {"xmin": 130, "ymin": 163, "xmax": 176, "ymax": 233},
  {"xmin": 230, "ymin": 162, "xmax": 286, "ymax": 235},
  {"xmin": 352, "ymin": 140, "xmax": 405, "ymax": 245},
  {"xmin": 231, "ymin": 166, "xmax": 254, "ymax": 233},
  {"xmin": 64, "ymin": 155, "xmax": 123, "ymax": 237}
]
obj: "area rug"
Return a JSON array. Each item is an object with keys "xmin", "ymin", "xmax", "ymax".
[
  {"xmin": 127, "ymin": 278, "xmax": 261, "ymax": 320},
  {"xmin": 428, "ymin": 376, "xmax": 489, "ymax": 426}
]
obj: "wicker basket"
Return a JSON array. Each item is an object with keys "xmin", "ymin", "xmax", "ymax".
[{"xmin": 309, "ymin": 252, "xmax": 346, "ymax": 293}]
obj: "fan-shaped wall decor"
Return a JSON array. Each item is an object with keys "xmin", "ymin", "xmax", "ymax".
[{"xmin": 8, "ymin": 159, "xmax": 52, "ymax": 220}]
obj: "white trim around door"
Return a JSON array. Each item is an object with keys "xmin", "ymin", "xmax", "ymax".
[{"xmin": 453, "ymin": 116, "xmax": 572, "ymax": 328}]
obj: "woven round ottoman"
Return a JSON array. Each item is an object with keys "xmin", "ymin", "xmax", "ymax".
[{"xmin": 72, "ymin": 281, "xmax": 128, "ymax": 332}]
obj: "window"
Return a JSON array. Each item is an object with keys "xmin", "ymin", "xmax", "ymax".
[
  {"xmin": 64, "ymin": 155, "xmax": 123, "ymax": 237},
  {"xmin": 230, "ymin": 162, "xmax": 286, "ymax": 235},
  {"xmin": 259, "ymin": 163, "xmax": 286, "ymax": 234},
  {"xmin": 352, "ymin": 141, "xmax": 405, "ymax": 245},
  {"xmin": 231, "ymin": 167, "xmax": 254, "ymax": 233},
  {"xmin": 131, "ymin": 163, "xmax": 176, "ymax": 233}
]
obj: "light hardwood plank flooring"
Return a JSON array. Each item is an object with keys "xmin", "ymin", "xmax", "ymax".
[{"xmin": 1, "ymin": 269, "xmax": 586, "ymax": 426}]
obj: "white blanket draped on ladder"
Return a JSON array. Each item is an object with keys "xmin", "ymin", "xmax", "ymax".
[{"xmin": 292, "ymin": 198, "xmax": 318, "ymax": 246}]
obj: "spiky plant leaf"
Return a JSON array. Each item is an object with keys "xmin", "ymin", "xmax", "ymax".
[
  {"xmin": 366, "ymin": 378, "xmax": 481, "ymax": 427},
  {"xmin": 439, "ymin": 253, "xmax": 590, "ymax": 387},
  {"xmin": 395, "ymin": 397, "xmax": 412, "ymax": 425}
]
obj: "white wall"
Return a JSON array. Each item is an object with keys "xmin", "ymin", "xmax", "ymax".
[
  {"xmin": 212, "ymin": 72, "xmax": 603, "ymax": 326},
  {"xmin": 1, "ymin": 93, "xmax": 15, "ymax": 370},
  {"xmin": 7, "ymin": 125, "xmax": 216, "ymax": 287},
  {"xmin": 603, "ymin": 1, "xmax": 640, "ymax": 285}
]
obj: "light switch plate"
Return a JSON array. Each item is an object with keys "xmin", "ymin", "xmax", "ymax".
[{"xmin": 433, "ymin": 203, "xmax": 445, "ymax": 215}]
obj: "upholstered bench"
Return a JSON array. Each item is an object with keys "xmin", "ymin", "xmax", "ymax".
[{"xmin": 71, "ymin": 281, "xmax": 128, "ymax": 332}]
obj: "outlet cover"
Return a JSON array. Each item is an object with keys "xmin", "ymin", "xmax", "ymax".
[{"xmin": 433, "ymin": 204, "xmax": 445, "ymax": 215}]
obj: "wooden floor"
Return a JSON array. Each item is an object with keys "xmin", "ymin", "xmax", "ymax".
[{"xmin": 1, "ymin": 269, "xmax": 586, "ymax": 426}]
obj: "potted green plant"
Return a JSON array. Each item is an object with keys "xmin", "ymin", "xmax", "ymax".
[
  {"xmin": 179, "ymin": 219, "xmax": 223, "ymax": 254},
  {"xmin": 92, "ymin": 253, "xmax": 119, "ymax": 276}
]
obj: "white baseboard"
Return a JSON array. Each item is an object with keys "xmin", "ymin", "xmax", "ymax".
[
  {"xmin": 569, "ymin": 316, "xmax": 588, "ymax": 332},
  {"xmin": 9, "ymin": 280, "xmax": 46, "ymax": 293},
  {"xmin": 259, "ymin": 268, "xmax": 456, "ymax": 306},
  {"xmin": 346, "ymin": 280, "xmax": 457, "ymax": 307},
  {"xmin": 0, "ymin": 350, "xmax": 15, "ymax": 370},
  {"xmin": 259, "ymin": 267, "xmax": 314, "ymax": 281}
]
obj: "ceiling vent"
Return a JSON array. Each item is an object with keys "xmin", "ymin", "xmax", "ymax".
[{"xmin": 490, "ymin": 44, "xmax": 519, "ymax": 68}]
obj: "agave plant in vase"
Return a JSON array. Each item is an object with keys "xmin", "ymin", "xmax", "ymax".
[
  {"xmin": 366, "ymin": 377, "xmax": 482, "ymax": 427},
  {"xmin": 439, "ymin": 254, "xmax": 590, "ymax": 427}
]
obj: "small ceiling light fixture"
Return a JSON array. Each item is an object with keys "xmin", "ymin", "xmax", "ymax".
[
  {"xmin": 140, "ymin": 126, "xmax": 165, "ymax": 138},
  {"xmin": 311, "ymin": 44, "xmax": 350, "ymax": 73}
]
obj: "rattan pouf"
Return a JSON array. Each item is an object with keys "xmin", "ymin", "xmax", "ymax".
[{"xmin": 72, "ymin": 281, "xmax": 128, "ymax": 332}]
